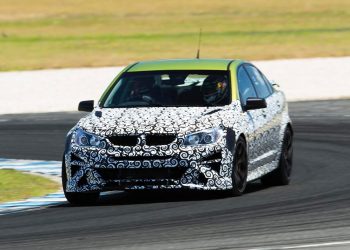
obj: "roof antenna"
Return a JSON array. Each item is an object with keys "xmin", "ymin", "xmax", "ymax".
[{"xmin": 196, "ymin": 28, "xmax": 202, "ymax": 59}]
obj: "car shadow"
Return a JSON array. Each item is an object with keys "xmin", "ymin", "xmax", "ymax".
[
  {"xmin": 245, "ymin": 181, "xmax": 267, "ymax": 194},
  {"xmin": 56, "ymin": 181, "xmax": 268, "ymax": 207}
]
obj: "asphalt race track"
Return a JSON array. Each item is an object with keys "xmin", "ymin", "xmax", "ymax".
[{"xmin": 0, "ymin": 99, "xmax": 350, "ymax": 250}]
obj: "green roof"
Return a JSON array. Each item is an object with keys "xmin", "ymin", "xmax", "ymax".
[{"xmin": 127, "ymin": 59, "xmax": 235, "ymax": 72}]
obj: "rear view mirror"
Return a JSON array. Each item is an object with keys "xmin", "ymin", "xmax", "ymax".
[
  {"xmin": 245, "ymin": 98, "xmax": 267, "ymax": 111},
  {"xmin": 78, "ymin": 100, "xmax": 94, "ymax": 112}
]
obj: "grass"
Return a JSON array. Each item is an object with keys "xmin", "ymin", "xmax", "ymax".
[
  {"xmin": 0, "ymin": 169, "xmax": 59, "ymax": 203},
  {"xmin": 0, "ymin": 0, "xmax": 349, "ymax": 71}
]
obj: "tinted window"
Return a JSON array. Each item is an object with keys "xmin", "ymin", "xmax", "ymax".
[
  {"xmin": 237, "ymin": 66, "xmax": 257, "ymax": 105},
  {"xmin": 244, "ymin": 65, "xmax": 271, "ymax": 98},
  {"xmin": 101, "ymin": 70, "xmax": 231, "ymax": 108},
  {"xmin": 261, "ymin": 73, "xmax": 274, "ymax": 93}
]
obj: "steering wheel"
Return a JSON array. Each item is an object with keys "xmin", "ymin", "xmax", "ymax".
[{"xmin": 142, "ymin": 95, "xmax": 156, "ymax": 104}]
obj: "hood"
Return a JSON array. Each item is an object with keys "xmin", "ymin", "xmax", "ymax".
[{"xmin": 77, "ymin": 106, "xmax": 229, "ymax": 137}]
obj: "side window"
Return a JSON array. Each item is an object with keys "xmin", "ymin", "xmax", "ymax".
[
  {"xmin": 244, "ymin": 65, "xmax": 271, "ymax": 98},
  {"xmin": 261, "ymin": 72, "xmax": 274, "ymax": 94},
  {"xmin": 237, "ymin": 66, "xmax": 257, "ymax": 106}
]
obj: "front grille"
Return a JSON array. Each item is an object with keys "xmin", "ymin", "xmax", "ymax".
[
  {"xmin": 146, "ymin": 134, "xmax": 176, "ymax": 145},
  {"xmin": 97, "ymin": 167, "xmax": 185, "ymax": 181},
  {"xmin": 104, "ymin": 179, "xmax": 178, "ymax": 189},
  {"xmin": 108, "ymin": 135, "xmax": 138, "ymax": 146},
  {"xmin": 108, "ymin": 134, "xmax": 177, "ymax": 146},
  {"xmin": 110, "ymin": 155, "xmax": 171, "ymax": 161}
]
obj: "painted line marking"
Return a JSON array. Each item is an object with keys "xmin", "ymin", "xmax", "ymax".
[{"xmin": 248, "ymin": 240, "xmax": 350, "ymax": 250}]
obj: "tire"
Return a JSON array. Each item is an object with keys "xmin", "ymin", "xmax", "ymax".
[
  {"xmin": 231, "ymin": 137, "xmax": 248, "ymax": 196},
  {"xmin": 62, "ymin": 159, "xmax": 100, "ymax": 205},
  {"xmin": 261, "ymin": 127, "xmax": 293, "ymax": 186}
]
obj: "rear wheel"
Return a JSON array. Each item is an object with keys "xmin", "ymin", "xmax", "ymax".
[
  {"xmin": 62, "ymin": 159, "xmax": 100, "ymax": 205},
  {"xmin": 231, "ymin": 137, "xmax": 248, "ymax": 196},
  {"xmin": 261, "ymin": 127, "xmax": 293, "ymax": 186}
]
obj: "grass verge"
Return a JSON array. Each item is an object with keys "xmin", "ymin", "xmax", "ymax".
[
  {"xmin": 0, "ymin": 0, "xmax": 349, "ymax": 70},
  {"xmin": 0, "ymin": 169, "xmax": 60, "ymax": 203}
]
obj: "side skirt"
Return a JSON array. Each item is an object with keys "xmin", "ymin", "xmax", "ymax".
[{"xmin": 247, "ymin": 160, "xmax": 279, "ymax": 182}]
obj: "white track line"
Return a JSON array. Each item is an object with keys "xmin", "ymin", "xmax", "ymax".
[{"xmin": 249, "ymin": 240, "xmax": 350, "ymax": 250}]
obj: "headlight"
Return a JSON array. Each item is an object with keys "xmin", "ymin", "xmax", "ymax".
[
  {"xmin": 74, "ymin": 128, "xmax": 105, "ymax": 148},
  {"xmin": 184, "ymin": 128, "xmax": 223, "ymax": 146}
]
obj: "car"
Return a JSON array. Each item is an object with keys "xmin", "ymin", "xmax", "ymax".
[{"xmin": 62, "ymin": 59, "xmax": 293, "ymax": 205}]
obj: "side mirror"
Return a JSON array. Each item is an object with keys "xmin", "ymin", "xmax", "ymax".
[
  {"xmin": 271, "ymin": 80, "xmax": 280, "ymax": 88},
  {"xmin": 78, "ymin": 100, "xmax": 94, "ymax": 112},
  {"xmin": 245, "ymin": 97, "xmax": 267, "ymax": 111}
]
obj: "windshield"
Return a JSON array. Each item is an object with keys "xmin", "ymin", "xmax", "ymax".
[{"xmin": 101, "ymin": 70, "xmax": 231, "ymax": 108}]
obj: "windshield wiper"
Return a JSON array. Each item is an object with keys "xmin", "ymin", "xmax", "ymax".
[
  {"xmin": 203, "ymin": 108, "xmax": 223, "ymax": 116},
  {"xmin": 106, "ymin": 102, "xmax": 164, "ymax": 108}
]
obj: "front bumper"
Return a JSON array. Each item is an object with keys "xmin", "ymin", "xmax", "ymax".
[{"xmin": 64, "ymin": 137, "xmax": 234, "ymax": 192}]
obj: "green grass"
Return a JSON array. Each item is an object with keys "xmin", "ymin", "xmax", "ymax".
[
  {"xmin": 0, "ymin": 0, "xmax": 349, "ymax": 71},
  {"xmin": 0, "ymin": 169, "xmax": 59, "ymax": 203}
]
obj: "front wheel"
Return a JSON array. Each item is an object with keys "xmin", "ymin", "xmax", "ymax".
[
  {"xmin": 62, "ymin": 159, "xmax": 100, "ymax": 205},
  {"xmin": 231, "ymin": 137, "xmax": 248, "ymax": 196},
  {"xmin": 261, "ymin": 127, "xmax": 293, "ymax": 186}
]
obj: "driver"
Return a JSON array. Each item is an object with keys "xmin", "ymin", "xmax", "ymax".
[
  {"xmin": 129, "ymin": 79, "xmax": 142, "ymax": 100},
  {"xmin": 201, "ymin": 75, "xmax": 229, "ymax": 105}
]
